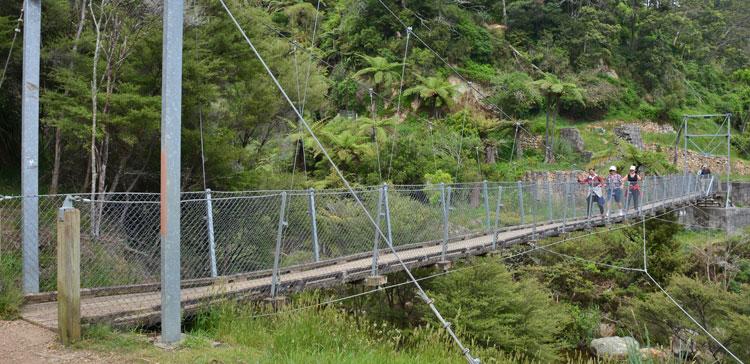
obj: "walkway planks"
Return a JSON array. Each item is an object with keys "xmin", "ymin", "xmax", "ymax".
[{"xmin": 21, "ymin": 196, "xmax": 696, "ymax": 330}]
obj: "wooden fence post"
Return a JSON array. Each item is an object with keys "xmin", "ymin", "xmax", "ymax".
[{"xmin": 57, "ymin": 196, "xmax": 80, "ymax": 345}]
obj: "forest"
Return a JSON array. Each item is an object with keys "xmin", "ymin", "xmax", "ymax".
[
  {"xmin": 1, "ymin": 0, "xmax": 750, "ymax": 363},
  {"xmin": 0, "ymin": 0, "xmax": 749, "ymax": 194}
]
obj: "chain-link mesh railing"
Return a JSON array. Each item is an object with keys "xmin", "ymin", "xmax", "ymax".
[{"xmin": 2, "ymin": 174, "xmax": 712, "ymax": 327}]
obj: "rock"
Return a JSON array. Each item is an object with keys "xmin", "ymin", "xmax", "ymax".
[
  {"xmin": 671, "ymin": 328, "xmax": 698, "ymax": 358},
  {"xmin": 614, "ymin": 125, "xmax": 644, "ymax": 149},
  {"xmin": 559, "ymin": 128, "xmax": 586, "ymax": 154},
  {"xmin": 598, "ymin": 323, "xmax": 616, "ymax": 337},
  {"xmin": 640, "ymin": 347, "xmax": 669, "ymax": 360},
  {"xmin": 581, "ymin": 151, "xmax": 593, "ymax": 163},
  {"xmin": 590, "ymin": 336, "xmax": 640, "ymax": 359}
]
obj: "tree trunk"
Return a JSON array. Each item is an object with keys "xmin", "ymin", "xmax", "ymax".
[
  {"xmin": 89, "ymin": 0, "xmax": 103, "ymax": 197},
  {"xmin": 673, "ymin": 123, "xmax": 683, "ymax": 166},
  {"xmin": 484, "ymin": 143, "xmax": 496, "ymax": 164},
  {"xmin": 501, "ymin": 0, "xmax": 507, "ymax": 25},
  {"xmin": 49, "ymin": 129, "xmax": 62, "ymax": 195},
  {"xmin": 551, "ymin": 99, "xmax": 559, "ymax": 161},
  {"xmin": 50, "ymin": 0, "xmax": 88, "ymax": 195}
]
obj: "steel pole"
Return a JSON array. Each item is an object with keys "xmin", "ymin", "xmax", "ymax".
[
  {"xmin": 482, "ymin": 180, "xmax": 490, "ymax": 232},
  {"xmin": 546, "ymin": 180, "xmax": 552, "ymax": 222},
  {"xmin": 492, "ymin": 186, "xmax": 503, "ymax": 249},
  {"xmin": 308, "ymin": 188, "xmax": 320, "ymax": 262},
  {"xmin": 22, "ymin": 0, "xmax": 41, "ymax": 294},
  {"xmin": 531, "ymin": 181, "xmax": 537, "ymax": 240},
  {"xmin": 383, "ymin": 184, "xmax": 393, "ymax": 249},
  {"xmin": 270, "ymin": 192, "xmax": 288, "ymax": 297},
  {"xmin": 440, "ymin": 183, "xmax": 449, "ymax": 261},
  {"xmin": 159, "ymin": 0, "xmax": 184, "ymax": 345},
  {"xmin": 205, "ymin": 189, "xmax": 217, "ymax": 277},
  {"xmin": 562, "ymin": 182, "xmax": 569, "ymax": 232},
  {"xmin": 371, "ymin": 187, "xmax": 384, "ymax": 276},
  {"xmin": 726, "ymin": 114, "xmax": 732, "ymax": 208},
  {"xmin": 517, "ymin": 181, "xmax": 525, "ymax": 225}
]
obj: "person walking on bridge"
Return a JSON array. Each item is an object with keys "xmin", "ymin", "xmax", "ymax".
[
  {"xmin": 606, "ymin": 166, "xmax": 623, "ymax": 217},
  {"xmin": 623, "ymin": 166, "xmax": 642, "ymax": 214},
  {"xmin": 578, "ymin": 168, "xmax": 605, "ymax": 219}
]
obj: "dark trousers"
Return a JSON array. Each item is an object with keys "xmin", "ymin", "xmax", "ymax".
[
  {"xmin": 626, "ymin": 189, "xmax": 640, "ymax": 211},
  {"xmin": 586, "ymin": 194, "xmax": 604, "ymax": 217}
]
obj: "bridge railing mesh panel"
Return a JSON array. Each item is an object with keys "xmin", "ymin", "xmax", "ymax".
[{"xmin": 0, "ymin": 174, "xmax": 712, "ymax": 325}]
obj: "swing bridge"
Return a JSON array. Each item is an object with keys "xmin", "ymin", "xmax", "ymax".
[
  {"xmin": 3, "ymin": 174, "xmax": 715, "ymax": 330},
  {"xmin": 7, "ymin": 0, "xmax": 746, "ymax": 361}
]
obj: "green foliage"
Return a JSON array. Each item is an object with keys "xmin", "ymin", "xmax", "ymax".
[
  {"xmin": 621, "ymin": 145, "xmax": 678, "ymax": 176},
  {"xmin": 423, "ymin": 260, "xmax": 571, "ymax": 361},
  {"xmin": 489, "ymin": 72, "xmax": 541, "ymax": 118},
  {"xmin": 0, "ymin": 253, "xmax": 22, "ymax": 319},
  {"xmin": 353, "ymin": 54, "xmax": 403, "ymax": 93},
  {"xmin": 404, "ymin": 76, "xmax": 458, "ymax": 117},
  {"xmin": 622, "ymin": 275, "xmax": 750, "ymax": 362},
  {"xmin": 623, "ymin": 213, "xmax": 684, "ymax": 283}
]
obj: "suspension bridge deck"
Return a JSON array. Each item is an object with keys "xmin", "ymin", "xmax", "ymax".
[{"xmin": 21, "ymin": 195, "xmax": 698, "ymax": 331}]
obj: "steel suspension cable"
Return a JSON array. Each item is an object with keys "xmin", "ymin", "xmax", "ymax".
[
  {"xmin": 370, "ymin": 88, "xmax": 383, "ymax": 181},
  {"xmin": 248, "ymin": 202, "xmax": 693, "ymax": 320},
  {"xmin": 216, "ymin": 2, "xmax": 479, "ymax": 362},
  {"xmin": 300, "ymin": 0, "xmax": 322, "ymax": 115},
  {"xmin": 386, "ymin": 26, "xmax": 412, "ymax": 181},
  {"xmin": 644, "ymin": 271, "xmax": 744, "ymax": 363},
  {"xmin": 0, "ymin": 2, "xmax": 23, "ymax": 90},
  {"xmin": 374, "ymin": 0, "xmax": 514, "ymax": 122}
]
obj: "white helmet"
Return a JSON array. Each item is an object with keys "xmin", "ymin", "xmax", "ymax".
[{"xmin": 609, "ymin": 166, "xmax": 617, "ymax": 171}]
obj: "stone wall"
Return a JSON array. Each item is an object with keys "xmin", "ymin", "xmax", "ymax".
[
  {"xmin": 730, "ymin": 182, "xmax": 750, "ymax": 207},
  {"xmin": 679, "ymin": 206, "xmax": 750, "ymax": 235},
  {"xmin": 645, "ymin": 144, "xmax": 750, "ymax": 175},
  {"xmin": 614, "ymin": 125, "xmax": 644, "ymax": 149},
  {"xmin": 522, "ymin": 170, "xmax": 579, "ymax": 183},
  {"xmin": 517, "ymin": 129, "xmax": 542, "ymax": 154}
]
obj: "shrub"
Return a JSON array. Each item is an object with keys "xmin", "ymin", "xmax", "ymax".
[{"xmin": 423, "ymin": 259, "xmax": 571, "ymax": 361}]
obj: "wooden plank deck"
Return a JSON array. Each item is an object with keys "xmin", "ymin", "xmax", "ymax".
[{"xmin": 21, "ymin": 196, "xmax": 696, "ymax": 330}]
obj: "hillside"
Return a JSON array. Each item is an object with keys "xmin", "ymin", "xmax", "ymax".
[
  {"xmin": 0, "ymin": 0, "xmax": 749, "ymax": 193},
  {"xmin": 1, "ymin": 1, "xmax": 750, "ymax": 363}
]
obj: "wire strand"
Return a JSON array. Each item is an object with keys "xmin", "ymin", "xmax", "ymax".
[
  {"xmin": 247, "ymin": 202, "xmax": 693, "ymax": 319},
  {"xmin": 0, "ymin": 2, "xmax": 24, "ymax": 90},
  {"xmin": 644, "ymin": 271, "xmax": 744, "ymax": 363},
  {"xmin": 216, "ymin": 2, "xmax": 477, "ymax": 360}
]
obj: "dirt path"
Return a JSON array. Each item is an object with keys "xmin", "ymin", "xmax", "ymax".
[{"xmin": 0, "ymin": 320, "xmax": 116, "ymax": 364}]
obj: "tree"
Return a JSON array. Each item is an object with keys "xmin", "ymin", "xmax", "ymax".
[
  {"xmin": 624, "ymin": 275, "xmax": 750, "ymax": 362},
  {"xmin": 424, "ymin": 260, "xmax": 571, "ymax": 362},
  {"xmin": 353, "ymin": 54, "xmax": 402, "ymax": 94},
  {"xmin": 403, "ymin": 76, "xmax": 457, "ymax": 117},
  {"xmin": 530, "ymin": 73, "xmax": 583, "ymax": 163}
]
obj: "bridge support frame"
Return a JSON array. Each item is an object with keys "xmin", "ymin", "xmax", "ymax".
[
  {"xmin": 491, "ymin": 186, "xmax": 503, "ymax": 249},
  {"xmin": 159, "ymin": 0, "xmax": 184, "ymax": 346},
  {"xmin": 546, "ymin": 180, "xmax": 553, "ymax": 223},
  {"xmin": 530, "ymin": 181, "xmax": 538, "ymax": 241},
  {"xmin": 367, "ymin": 184, "xmax": 390, "ymax": 286},
  {"xmin": 205, "ymin": 188, "xmax": 217, "ymax": 278},
  {"xmin": 270, "ymin": 192, "xmax": 288, "ymax": 298},
  {"xmin": 22, "ymin": 0, "xmax": 41, "ymax": 294},
  {"xmin": 438, "ymin": 183, "xmax": 451, "ymax": 269},
  {"xmin": 517, "ymin": 181, "xmax": 525, "ymax": 225},
  {"xmin": 308, "ymin": 188, "xmax": 320, "ymax": 262}
]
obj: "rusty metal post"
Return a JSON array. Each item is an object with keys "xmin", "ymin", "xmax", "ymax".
[
  {"xmin": 22, "ymin": 0, "xmax": 41, "ymax": 294},
  {"xmin": 159, "ymin": 0, "xmax": 184, "ymax": 345}
]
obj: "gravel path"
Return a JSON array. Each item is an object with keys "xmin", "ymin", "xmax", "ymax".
[{"xmin": 0, "ymin": 320, "xmax": 116, "ymax": 364}]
